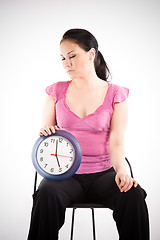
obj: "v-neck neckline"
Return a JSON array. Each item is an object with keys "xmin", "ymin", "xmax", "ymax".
[{"xmin": 64, "ymin": 81, "xmax": 110, "ymax": 119}]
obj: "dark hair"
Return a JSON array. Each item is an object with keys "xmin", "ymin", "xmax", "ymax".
[{"xmin": 61, "ymin": 28, "xmax": 111, "ymax": 81}]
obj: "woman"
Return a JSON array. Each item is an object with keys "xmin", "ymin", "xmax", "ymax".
[{"xmin": 28, "ymin": 28, "xmax": 149, "ymax": 240}]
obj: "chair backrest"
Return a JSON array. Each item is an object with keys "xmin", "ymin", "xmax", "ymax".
[{"xmin": 125, "ymin": 157, "xmax": 133, "ymax": 178}]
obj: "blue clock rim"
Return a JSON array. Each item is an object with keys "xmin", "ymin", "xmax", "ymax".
[{"xmin": 32, "ymin": 130, "xmax": 82, "ymax": 180}]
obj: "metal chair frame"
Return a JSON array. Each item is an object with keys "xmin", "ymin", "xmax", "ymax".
[{"xmin": 33, "ymin": 157, "xmax": 133, "ymax": 240}]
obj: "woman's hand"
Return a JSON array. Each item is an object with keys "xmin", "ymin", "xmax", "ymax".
[
  {"xmin": 115, "ymin": 172, "xmax": 138, "ymax": 192},
  {"xmin": 39, "ymin": 125, "xmax": 59, "ymax": 136}
]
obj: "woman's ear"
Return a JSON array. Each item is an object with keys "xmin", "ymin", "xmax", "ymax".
[{"xmin": 88, "ymin": 48, "xmax": 96, "ymax": 61}]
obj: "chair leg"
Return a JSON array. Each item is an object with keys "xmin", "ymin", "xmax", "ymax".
[
  {"xmin": 70, "ymin": 208, "xmax": 76, "ymax": 240},
  {"xmin": 70, "ymin": 208, "xmax": 96, "ymax": 240},
  {"xmin": 33, "ymin": 171, "xmax": 37, "ymax": 194},
  {"xmin": 91, "ymin": 208, "xmax": 96, "ymax": 240}
]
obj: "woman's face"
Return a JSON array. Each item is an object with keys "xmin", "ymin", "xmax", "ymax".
[{"xmin": 60, "ymin": 40, "xmax": 94, "ymax": 79}]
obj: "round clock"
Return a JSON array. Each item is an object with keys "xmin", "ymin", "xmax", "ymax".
[{"xmin": 32, "ymin": 130, "xmax": 82, "ymax": 180}]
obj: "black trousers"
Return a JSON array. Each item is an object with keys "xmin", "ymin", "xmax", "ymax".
[{"xmin": 27, "ymin": 168, "xmax": 149, "ymax": 240}]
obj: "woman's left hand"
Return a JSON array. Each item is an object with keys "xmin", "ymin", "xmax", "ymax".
[{"xmin": 115, "ymin": 172, "xmax": 138, "ymax": 192}]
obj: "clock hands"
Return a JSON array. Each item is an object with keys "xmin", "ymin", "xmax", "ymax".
[
  {"xmin": 50, "ymin": 140, "xmax": 73, "ymax": 169},
  {"xmin": 50, "ymin": 154, "xmax": 73, "ymax": 158},
  {"xmin": 55, "ymin": 140, "xmax": 61, "ymax": 168}
]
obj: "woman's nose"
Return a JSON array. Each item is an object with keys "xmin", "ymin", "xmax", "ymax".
[{"xmin": 64, "ymin": 58, "xmax": 71, "ymax": 68}]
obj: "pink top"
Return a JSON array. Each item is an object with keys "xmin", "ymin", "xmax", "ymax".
[{"xmin": 45, "ymin": 80, "xmax": 129, "ymax": 174}]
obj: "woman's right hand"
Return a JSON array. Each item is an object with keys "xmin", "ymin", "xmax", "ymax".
[{"xmin": 39, "ymin": 125, "xmax": 59, "ymax": 136}]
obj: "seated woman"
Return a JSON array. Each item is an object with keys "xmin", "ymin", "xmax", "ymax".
[{"xmin": 28, "ymin": 28, "xmax": 150, "ymax": 240}]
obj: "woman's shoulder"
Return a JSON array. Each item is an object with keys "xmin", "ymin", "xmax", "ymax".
[
  {"xmin": 45, "ymin": 80, "xmax": 69, "ymax": 94},
  {"xmin": 45, "ymin": 80, "xmax": 70, "ymax": 102},
  {"xmin": 108, "ymin": 82, "xmax": 129, "ymax": 105},
  {"xmin": 46, "ymin": 80, "xmax": 69, "ymax": 90},
  {"xmin": 108, "ymin": 82, "xmax": 128, "ymax": 91}
]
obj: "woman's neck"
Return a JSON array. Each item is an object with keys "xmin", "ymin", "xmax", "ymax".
[{"xmin": 71, "ymin": 72, "xmax": 105, "ymax": 89}]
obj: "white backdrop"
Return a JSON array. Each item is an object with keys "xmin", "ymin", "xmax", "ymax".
[{"xmin": 0, "ymin": 0, "xmax": 160, "ymax": 239}]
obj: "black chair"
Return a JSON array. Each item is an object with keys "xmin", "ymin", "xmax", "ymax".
[{"xmin": 33, "ymin": 157, "xmax": 133, "ymax": 240}]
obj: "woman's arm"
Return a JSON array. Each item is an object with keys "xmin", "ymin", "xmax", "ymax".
[
  {"xmin": 39, "ymin": 95, "xmax": 58, "ymax": 136},
  {"xmin": 109, "ymin": 100, "xmax": 137, "ymax": 192}
]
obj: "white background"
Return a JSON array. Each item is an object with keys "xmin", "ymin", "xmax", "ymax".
[{"xmin": 0, "ymin": 0, "xmax": 160, "ymax": 239}]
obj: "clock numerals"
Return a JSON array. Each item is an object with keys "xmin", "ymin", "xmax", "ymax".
[
  {"xmin": 70, "ymin": 149, "xmax": 73, "ymax": 154},
  {"xmin": 51, "ymin": 138, "xmax": 55, "ymax": 143},
  {"xmin": 40, "ymin": 157, "xmax": 43, "ymax": 162},
  {"xmin": 44, "ymin": 163, "xmax": 48, "ymax": 168},
  {"xmin": 59, "ymin": 167, "xmax": 62, "ymax": 172},
  {"xmin": 44, "ymin": 142, "xmax": 49, "ymax": 147},
  {"xmin": 50, "ymin": 168, "xmax": 54, "ymax": 173},
  {"xmin": 69, "ymin": 157, "xmax": 73, "ymax": 162},
  {"xmin": 40, "ymin": 149, "xmax": 43, "ymax": 153},
  {"xmin": 59, "ymin": 138, "xmax": 63, "ymax": 143}
]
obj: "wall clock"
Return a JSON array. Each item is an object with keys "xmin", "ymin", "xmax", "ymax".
[{"xmin": 32, "ymin": 130, "xmax": 82, "ymax": 180}]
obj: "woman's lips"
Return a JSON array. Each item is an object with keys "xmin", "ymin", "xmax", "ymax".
[{"xmin": 67, "ymin": 70, "xmax": 73, "ymax": 74}]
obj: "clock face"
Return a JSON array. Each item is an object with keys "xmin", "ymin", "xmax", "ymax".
[
  {"xmin": 32, "ymin": 130, "xmax": 82, "ymax": 180},
  {"xmin": 37, "ymin": 135, "xmax": 75, "ymax": 175}
]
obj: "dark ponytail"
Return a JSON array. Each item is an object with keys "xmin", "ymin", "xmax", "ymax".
[
  {"xmin": 94, "ymin": 50, "xmax": 110, "ymax": 81},
  {"xmin": 61, "ymin": 28, "xmax": 111, "ymax": 81}
]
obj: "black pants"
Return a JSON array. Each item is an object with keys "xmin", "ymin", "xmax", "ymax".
[{"xmin": 27, "ymin": 168, "xmax": 149, "ymax": 240}]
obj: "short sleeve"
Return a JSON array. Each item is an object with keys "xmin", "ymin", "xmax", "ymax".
[
  {"xmin": 113, "ymin": 86, "xmax": 129, "ymax": 106},
  {"xmin": 45, "ymin": 83, "xmax": 57, "ymax": 103}
]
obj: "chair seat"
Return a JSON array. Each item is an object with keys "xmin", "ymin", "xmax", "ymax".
[{"xmin": 67, "ymin": 203, "xmax": 106, "ymax": 208}]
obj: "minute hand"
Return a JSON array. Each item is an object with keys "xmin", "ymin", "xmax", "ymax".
[{"xmin": 55, "ymin": 140, "xmax": 61, "ymax": 168}]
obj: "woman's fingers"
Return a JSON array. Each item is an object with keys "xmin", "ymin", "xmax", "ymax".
[
  {"xmin": 39, "ymin": 128, "xmax": 48, "ymax": 136},
  {"xmin": 133, "ymin": 179, "xmax": 138, "ymax": 188},
  {"xmin": 39, "ymin": 125, "xmax": 59, "ymax": 136},
  {"xmin": 115, "ymin": 173, "xmax": 138, "ymax": 193},
  {"xmin": 50, "ymin": 126, "xmax": 56, "ymax": 133},
  {"xmin": 121, "ymin": 176, "xmax": 133, "ymax": 192}
]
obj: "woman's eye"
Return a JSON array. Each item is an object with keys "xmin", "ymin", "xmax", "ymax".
[
  {"xmin": 61, "ymin": 55, "xmax": 75, "ymax": 61},
  {"xmin": 69, "ymin": 55, "xmax": 76, "ymax": 59}
]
